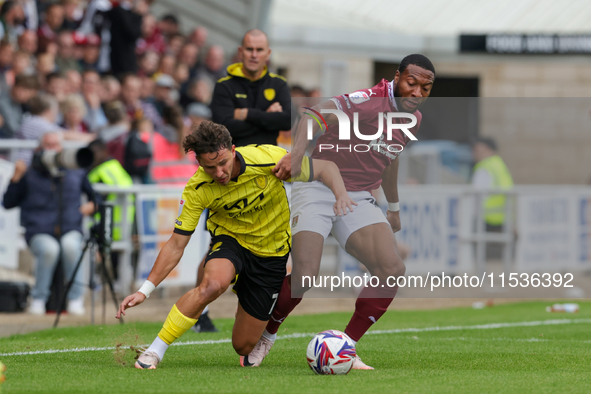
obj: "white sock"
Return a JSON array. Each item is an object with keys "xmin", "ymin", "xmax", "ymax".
[
  {"xmin": 202, "ymin": 305, "xmax": 209, "ymax": 315},
  {"xmin": 262, "ymin": 329, "xmax": 277, "ymax": 342},
  {"xmin": 147, "ymin": 336, "xmax": 169, "ymax": 361}
]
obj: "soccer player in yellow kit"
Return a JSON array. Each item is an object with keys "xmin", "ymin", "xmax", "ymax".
[{"xmin": 116, "ymin": 120, "xmax": 355, "ymax": 369}]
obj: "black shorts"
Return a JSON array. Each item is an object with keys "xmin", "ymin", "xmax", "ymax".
[{"xmin": 204, "ymin": 235, "xmax": 287, "ymax": 321}]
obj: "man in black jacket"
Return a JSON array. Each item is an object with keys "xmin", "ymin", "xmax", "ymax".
[
  {"xmin": 210, "ymin": 29, "xmax": 291, "ymax": 147},
  {"xmin": 107, "ymin": 0, "xmax": 148, "ymax": 76}
]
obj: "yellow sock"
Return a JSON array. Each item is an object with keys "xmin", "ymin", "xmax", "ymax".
[{"xmin": 157, "ymin": 304, "xmax": 198, "ymax": 345}]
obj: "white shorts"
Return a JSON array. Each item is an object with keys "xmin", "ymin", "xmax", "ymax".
[{"xmin": 290, "ymin": 181, "xmax": 389, "ymax": 248}]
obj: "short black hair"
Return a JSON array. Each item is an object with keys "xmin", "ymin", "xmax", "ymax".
[
  {"xmin": 183, "ymin": 120, "xmax": 232, "ymax": 156},
  {"xmin": 161, "ymin": 14, "xmax": 179, "ymax": 25},
  {"xmin": 398, "ymin": 54, "xmax": 436, "ymax": 77},
  {"xmin": 88, "ymin": 138, "xmax": 107, "ymax": 152},
  {"xmin": 472, "ymin": 137, "xmax": 497, "ymax": 151},
  {"xmin": 46, "ymin": 72, "xmax": 65, "ymax": 82}
]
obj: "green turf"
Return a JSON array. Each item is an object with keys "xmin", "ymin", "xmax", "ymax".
[{"xmin": 1, "ymin": 301, "xmax": 591, "ymax": 393}]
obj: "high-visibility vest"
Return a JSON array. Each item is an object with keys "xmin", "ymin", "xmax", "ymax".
[
  {"xmin": 473, "ymin": 155, "xmax": 513, "ymax": 226},
  {"xmin": 88, "ymin": 159, "xmax": 135, "ymax": 240}
]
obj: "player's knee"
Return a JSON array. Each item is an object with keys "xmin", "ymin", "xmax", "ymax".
[
  {"xmin": 198, "ymin": 277, "xmax": 228, "ymax": 302},
  {"xmin": 232, "ymin": 338, "xmax": 256, "ymax": 356},
  {"xmin": 372, "ymin": 256, "xmax": 406, "ymax": 281}
]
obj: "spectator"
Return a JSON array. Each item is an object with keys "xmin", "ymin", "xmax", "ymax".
[
  {"xmin": 15, "ymin": 93, "xmax": 65, "ymax": 165},
  {"xmin": 126, "ymin": 117, "xmax": 153, "ymax": 183},
  {"xmin": 210, "ymin": 29, "xmax": 291, "ymax": 146},
  {"xmin": 15, "ymin": 92, "xmax": 92, "ymax": 165},
  {"xmin": 60, "ymin": 93, "xmax": 89, "ymax": 132},
  {"xmin": 3, "ymin": 50, "xmax": 33, "ymax": 88},
  {"xmin": 157, "ymin": 14, "xmax": 179, "ymax": 39},
  {"xmin": 136, "ymin": 13, "xmax": 165, "ymax": 55},
  {"xmin": 0, "ymin": 1, "xmax": 25, "ymax": 45},
  {"xmin": 140, "ymin": 75, "xmax": 155, "ymax": 103},
  {"xmin": 137, "ymin": 50, "xmax": 158, "ymax": 77},
  {"xmin": 17, "ymin": 29, "xmax": 38, "ymax": 55},
  {"xmin": 36, "ymin": 52, "xmax": 56, "ymax": 85},
  {"xmin": 38, "ymin": 3, "xmax": 65, "ymax": 53},
  {"xmin": 189, "ymin": 26, "xmax": 208, "ymax": 50},
  {"xmin": 186, "ymin": 102, "xmax": 211, "ymax": 129},
  {"xmin": 76, "ymin": 33, "xmax": 101, "ymax": 71},
  {"xmin": 177, "ymin": 42, "xmax": 199, "ymax": 78},
  {"xmin": 173, "ymin": 63, "xmax": 190, "ymax": 91},
  {"xmin": 44, "ymin": 71, "xmax": 67, "ymax": 104},
  {"xmin": 166, "ymin": 33, "xmax": 184, "ymax": 57},
  {"xmin": 106, "ymin": 0, "xmax": 147, "ymax": 76},
  {"xmin": 3, "ymin": 131, "xmax": 96, "ymax": 316},
  {"xmin": 98, "ymin": 100, "xmax": 130, "ymax": 165},
  {"xmin": 55, "ymin": 30, "xmax": 80, "ymax": 72},
  {"xmin": 101, "ymin": 75, "xmax": 120, "ymax": 102},
  {"xmin": 76, "ymin": 0, "xmax": 112, "ymax": 73},
  {"xmin": 81, "ymin": 69, "xmax": 107, "ymax": 132},
  {"xmin": 195, "ymin": 45, "xmax": 226, "ymax": 86},
  {"xmin": 60, "ymin": 0, "xmax": 83, "ymax": 31},
  {"xmin": 119, "ymin": 73, "xmax": 162, "ymax": 131},
  {"xmin": 153, "ymin": 74, "xmax": 175, "ymax": 117},
  {"xmin": 65, "ymin": 69, "xmax": 82, "ymax": 94},
  {"xmin": 147, "ymin": 105, "xmax": 197, "ymax": 185},
  {"xmin": 0, "ymin": 74, "xmax": 39, "ymax": 138},
  {"xmin": 179, "ymin": 78, "xmax": 212, "ymax": 110},
  {"xmin": 0, "ymin": 41, "xmax": 14, "ymax": 89},
  {"xmin": 153, "ymin": 53, "xmax": 175, "ymax": 79}
]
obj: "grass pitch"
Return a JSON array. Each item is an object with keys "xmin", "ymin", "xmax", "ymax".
[{"xmin": 1, "ymin": 301, "xmax": 590, "ymax": 393}]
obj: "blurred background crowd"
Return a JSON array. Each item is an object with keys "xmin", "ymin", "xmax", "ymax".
[{"xmin": 0, "ymin": 0, "xmax": 318, "ymax": 185}]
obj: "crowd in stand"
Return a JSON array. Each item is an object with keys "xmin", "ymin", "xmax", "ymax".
[{"xmin": 0, "ymin": 0, "xmax": 231, "ymax": 185}]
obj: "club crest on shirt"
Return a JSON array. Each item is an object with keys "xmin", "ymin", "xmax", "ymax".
[
  {"xmin": 264, "ymin": 88, "xmax": 276, "ymax": 101},
  {"xmin": 349, "ymin": 91, "xmax": 369, "ymax": 104},
  {"xmin": 255, "ymin": 175, "xmax": 268, "ymax": 189},
  {"xmin": 292, "ymin": 215, "xmax": 299, "ymax": 227}
]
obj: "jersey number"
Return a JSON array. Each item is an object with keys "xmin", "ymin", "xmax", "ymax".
[{"xmin": 268, "ymin": 293, "xmax": 279, "ymax": 314}]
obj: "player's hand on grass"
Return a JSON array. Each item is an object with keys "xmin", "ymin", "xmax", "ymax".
[
  {"xmin": 116, "ymin": 292, "xmax": 146, "ymax": 319},
  {"xmin": 333, "ymin": 194, "xmax": 357, "ymax": 216},
  {"xmin": 386, "ymin": 210, "xmax": 401, "ymax": 233},
  {"xmin": 273, "ymin": 152, "xmax": 292, "ymax": 181}
]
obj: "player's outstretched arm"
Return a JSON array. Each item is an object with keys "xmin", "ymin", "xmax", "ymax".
[
  {"xmin": 381, "ymin": 158, "xmax": 401, "ymax": 233},
  {"xmin": 116, "ymin": 232, "xmax": 191, "ymax": 318},
  {"xmin": 274, "ymin": 100, "xmax": 339, "ymax": 181},
  {"xmin": 312, "ymin": 159, "xmax": 357, "ymax": 216}
]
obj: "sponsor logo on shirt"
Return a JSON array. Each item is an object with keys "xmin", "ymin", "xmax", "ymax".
[
  {"xmin": 349, "ymin": 91, "xmax": 369, "ymax": 104},
  {"xmin": 178, "ymin": 199, "xmax": 185, "ymax": 218}
]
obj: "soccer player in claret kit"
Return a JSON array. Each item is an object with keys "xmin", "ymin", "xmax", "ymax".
[
  {"xmin": 242, "ymin": 54, "xmax": 436, "ymax": 370},
  {"xmin": 116, "ymin": 120, "xmax": 356, "ymax": 369}
]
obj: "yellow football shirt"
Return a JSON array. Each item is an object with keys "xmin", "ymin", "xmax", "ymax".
[{"xmin": 174, "ymin": 145, "xmax": 312, "ymax": 257}]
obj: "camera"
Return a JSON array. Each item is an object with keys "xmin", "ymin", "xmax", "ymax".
[
  {"xmin": 32, "ymin": 146, "xmax": 94, "ymax": 176},
  {"xmin": 91, "ymin": 202, "xmax": 114, "ymax": 247}
]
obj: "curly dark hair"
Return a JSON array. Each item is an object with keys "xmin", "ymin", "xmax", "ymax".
[{"xmin": 182, "ymin": 120, "xmax": 233, "ymax": 156}]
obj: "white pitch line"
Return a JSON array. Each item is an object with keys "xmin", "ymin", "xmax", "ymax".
[{"xmin": 1, "ymin": 318, "xmax": 590, "ymax": 357}]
